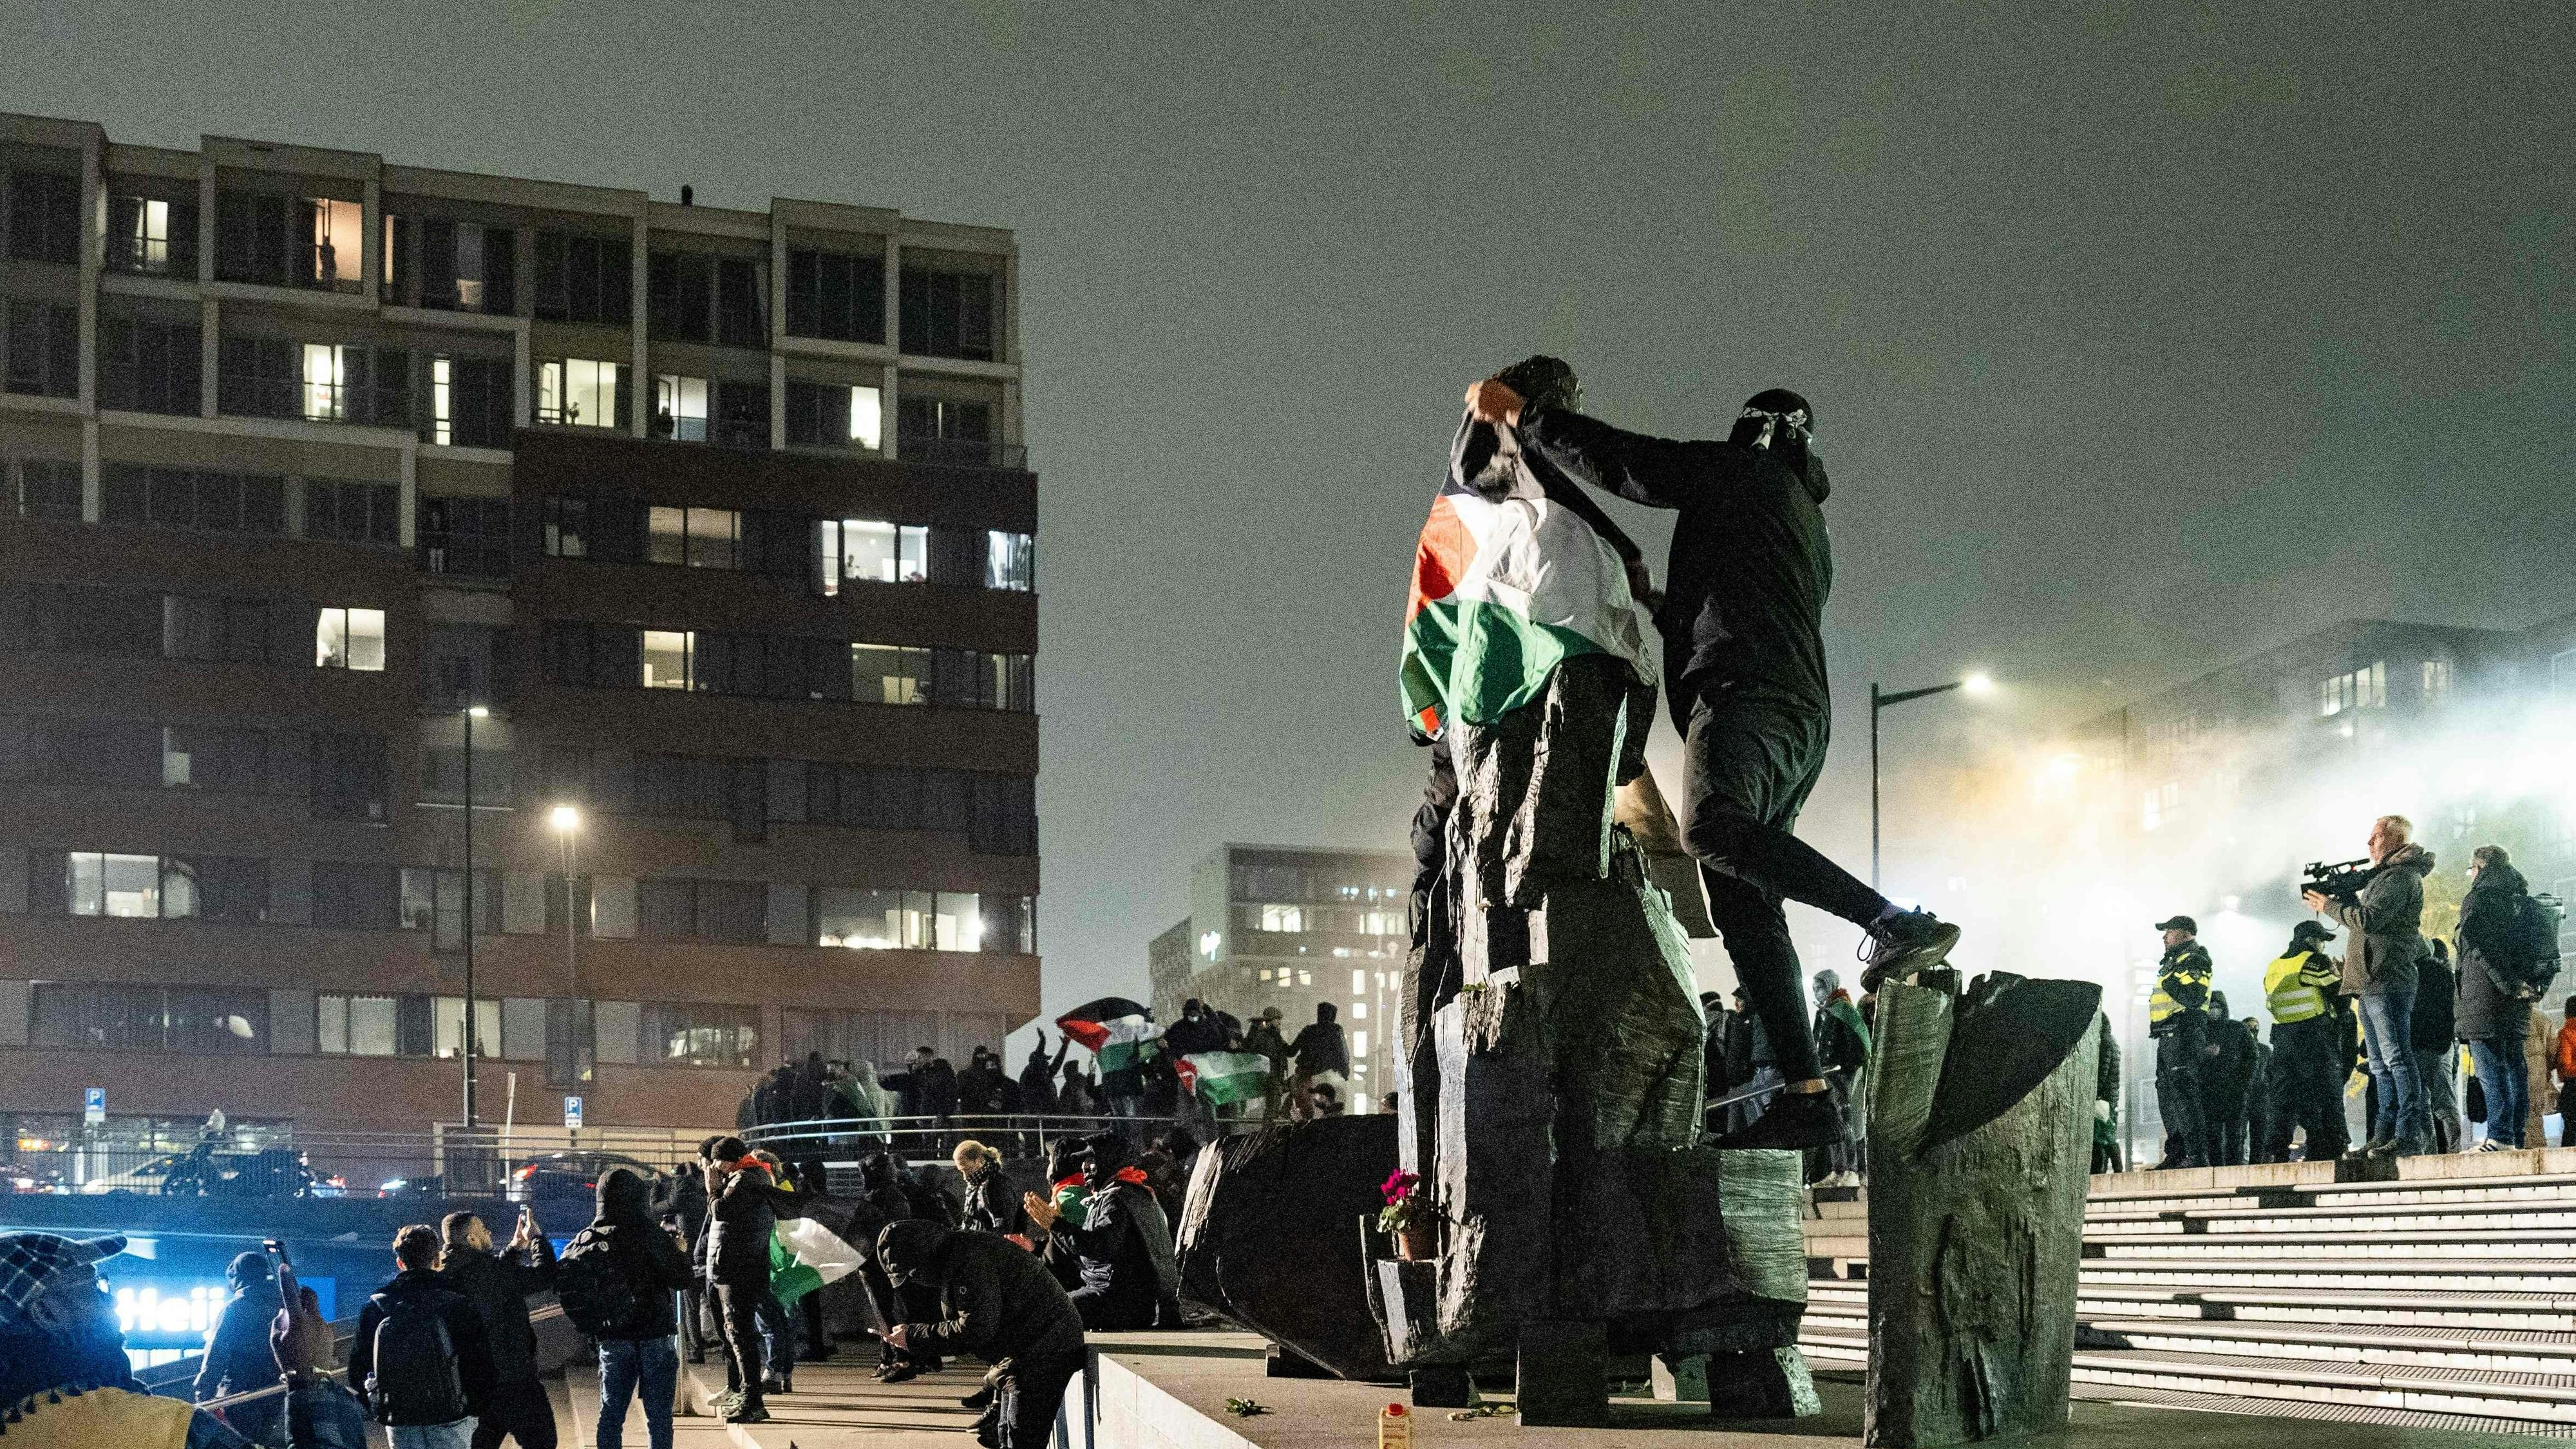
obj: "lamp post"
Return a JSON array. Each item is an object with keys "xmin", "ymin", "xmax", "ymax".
[
  {"xmin": 549, "ymin": 804, "xmax": 584, "ymax": 1086},
  {"xmin": 462, "ymin": 705, "xmax": 489, "ymax": 1133},
  {"xmin": 1868, "ymin": 673, "xmax": 1994, "ymax": 890}
]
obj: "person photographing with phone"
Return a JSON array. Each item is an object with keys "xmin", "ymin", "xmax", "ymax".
[{"xmin": 433, "ymin": 1208, "xmax": 560, "ymax": 1449}]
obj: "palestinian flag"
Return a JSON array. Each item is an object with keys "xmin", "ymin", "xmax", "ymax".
[
  {"xmin": 1401, "ymin": 412, "xmax": 1656, "ymax": 741},
  {"xmin": 768, "ymin": 1195, "xmax": 867, "ymax": 1309},
  {"xmin": 1057, "ymin": 996, "xmax": 1164, "ymax": 1071},
  {"xmin": 1178, "ymin": 1051, "xmax": 1272, "ymax": 1106}
]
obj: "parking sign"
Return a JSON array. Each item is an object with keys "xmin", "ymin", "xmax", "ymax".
[
  {"xmin": 83, "ymin": 1088, "xmax": 105, "ymax": 1124},
  {"xmin": 564, "ymin": 1095, "xmax": 583, "ymax": 1129}
]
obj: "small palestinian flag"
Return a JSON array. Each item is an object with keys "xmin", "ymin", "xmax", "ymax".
[
  {"xmin": 1178, "ymin": 1051, "xmax": 1272, "ymax": 1106},
  {"xmin": 768, "ymin": 1203, "xmax": 866, "ymax": 1309},
  {"xmin": 1401, "ymin": 411, "xmax": 1656, "ymax": 741},
  {"xmin": 1057, "ymin": 996, "xmax": 1164, "ymax": 1071}
]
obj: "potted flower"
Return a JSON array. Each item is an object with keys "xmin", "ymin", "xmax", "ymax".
[{"xmin": 1379, "ymin": 1170, "xmax": 1441, "ymax": 1262}]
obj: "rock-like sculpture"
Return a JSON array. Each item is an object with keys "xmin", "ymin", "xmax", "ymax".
[
  {"xmin": 1864, "ymin": 972, "xmax": 2101, "ymax": 1448},
  {"xmin": 1176, "ymin": 1113, "xmax": 1401, "ymax": 1382}
]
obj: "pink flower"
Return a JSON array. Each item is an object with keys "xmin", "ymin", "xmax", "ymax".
[{"xmin": 1381, "ymin": 1170, "xmax": 1421, "ymax": 1204}]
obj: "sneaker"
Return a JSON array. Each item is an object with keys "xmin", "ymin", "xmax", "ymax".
[
  {"xmin": 726, "ymin": 1403, "xmax": 771, "ymax": 1425},
  {"xmin": 1859, "ymin": 909, "xmax": 1962, "ymax": 990},
  {"xmin": 1707, "ymin": 1089, "xmax": 1844, "ymax": 1151},
  {"xmin": 709, "ymin": 1390, "xmax": 744, "ymax": 1416},
  {"xmin": 2472, "ymin": 1139, "xmax": 2503, "ymax": 1153},
  {"xmin": 961, "ymin": 1386, "xmax": 996, "ymax": 1411},
  {"xmin": 879, "ymin": 1364, "xmax": 921, "ymax": 1384}
]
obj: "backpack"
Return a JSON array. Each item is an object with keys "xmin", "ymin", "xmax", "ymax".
[
  {"xmin": 366, "ymin": 1291, "xmax": 469, "ymax": 1425},
  {"xmin": 554, "ymin": 1226, "xmax": 641, "ymax": 1338},
  {"xmin": 2492, "ymin": 893, "xmax": 2567, "ymax": 999}
]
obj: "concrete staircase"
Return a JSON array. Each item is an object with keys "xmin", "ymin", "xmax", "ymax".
[{"xmin": 1797, "ymin": 1148, "xmax": 2576, "ymax": 1435}]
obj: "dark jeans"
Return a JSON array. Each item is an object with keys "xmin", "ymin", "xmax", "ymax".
[
  {"xmin": 2263, "ymin": 1018, "xmax": 2349, "ymax": 1162},
  {"xmin": 2154, "ymin": 1024, "xmax": 2210, "ymax": 1166},
  {"xmin": 757, "ymin": 1289, "xmax": 797, "ymax": 1383},
  {"xmin": 998, "ymin": 1352, "xmax": 1084, "ymax": 1449},
  {"xmin": 468, "ymin": 1379, "xmax": 556, "ymax": 1449},
  {"xmin": 713, "ymin": 1278, "xmax": 769, "ymax": 1407},
  {"xmin": 2469, "ymin": 1031, "xmax": 2530, "ymax": 1148},
  {"xmin": 596, "ymin": 1336, "xmax": 677, "ymax": 1449},
  {"xmin": 1681, "ymin": 688, "xmax": 1888, "ymax": 1087}
]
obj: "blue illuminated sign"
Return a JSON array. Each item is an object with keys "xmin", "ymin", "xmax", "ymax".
[{"xmin": 107, "ymin": 1276, "xmax": 338, "ymax": 1349}]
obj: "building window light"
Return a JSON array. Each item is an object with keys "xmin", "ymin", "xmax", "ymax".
[
  {"xmin": 314, "ymin": 607, "xmax": 386, "ymax": 671},
  {"xmin": 849, "ymin": 384, "xmax": 882, "ymax": 449},
  {"xmin": 129, "ymin": 198, "xmax": 171, "ymax": 272},
  {"xmin": 538, "ymin": 358, "xmax": 623, "ymax": 428},
  {"xmin": 653, "ymin": 374, "xmax": 708, "ymax": 441},
  {"xmin": 641, "ymin": 629, "xmax": 694, "ymax": 690},
  {"xmin": 301, "ymin": 344, "xmax": 348, "ymax": 422}
]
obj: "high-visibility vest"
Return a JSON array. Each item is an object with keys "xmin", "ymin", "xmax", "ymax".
[
  {"xmin": 2265, "ymin": 951, "xmax": 2333, "ymax": 1025},
  {"xmin": 2148, "ymin": 948, "xmax": 2211, "ymax": 1025}
]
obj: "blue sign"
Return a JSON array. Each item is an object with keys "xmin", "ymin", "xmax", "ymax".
[
  {"xmin": 83, "ymin": 1088, "xmax": 105, "ymax": 1125},
  {"xmin": 562, "ymin": 1095, "xmax": 583, "ymax": 1128}
]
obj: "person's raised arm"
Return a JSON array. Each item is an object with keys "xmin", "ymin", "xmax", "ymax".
[{"xmin": 1468, "ymin": 379, "xmax": 1718, "ymax": 511}]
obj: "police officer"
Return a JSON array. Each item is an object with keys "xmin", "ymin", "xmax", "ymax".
[
  {"xmin": 2150, "ymin": 914, "xmax": 2217, "ymax": 1168},
  {"xmin": 2260, "ymin": 920, "xmax": 2351, "ymax": 1162}
]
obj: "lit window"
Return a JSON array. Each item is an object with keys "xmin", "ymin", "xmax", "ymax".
[
  {"xmin": 1350, "ymin": 1002, "xmax": 1367, "ymax": 1021},
  {"xmin": 849, "ymin": 384, "xmax": 883, "ymax": 448},
  {"xmin": 653, "ymin": 374, "xmax": 708, "ymax": 441},
  {"xmin": 537, "ymin": 358, "xmax": 623, "ymax": 428},
  {"xmin": 1352, "ymin": 969, "xmax": 1367, "ymax": 992},
  {"xmin": 819, "ymin": 519, "xmax": 930, "ymax": 592},
  {"xmin": 301, "ymin": 344, "xmax": 348, "ymax": 421},
  {"xmin": 647, "ymin": 506, "xmax": 739, "ymax": 568},
  {"xmin": 66, "ymin": 853, "xmax": 163, "ymax": 918},
  {"xmin": 431, "ymin": 996, "xmax": 502, "ymax": 1060},
  {"xmin": 641, "ymin": 630, "xmax": 694, "ymax": 689},
  {"xmin": 314, "ymin": 607, "xmax": 386, "ymax": 671},
  {"xmin": 307, "ymin": 199, "xmax": 363, "ymax": 290},
  {"xmin": 317, "ymin": 994, "xmax": 399, "ymax": 1056},
  {"xmin": 430, "ymin": 357, "xmax": 453, "ymax": 445},
  {"xmin": 1353, "ymin": 1030, "xmax": 1369, "ymax": 1057},
  {"xmin": 986, "ymin": 531, "xmax": 1035, "ymax": 591},
  {"xmin": 2422, "ymin": 658, "xmax": 2454, "ymax": 699},
  {"xmin": 849, "ymin": 643, "xmax": 929, "ymax": 705},
  {"xmin": 1261, "ymin": 904, "xmax": 1304, "ymax": 931},
  {"xmin": 934, "ymin": 892, "xmax": 983, "ymax": 951},
  {"xmin": 1297, "ymin": 969, "xmax": 1312, "ymax": 987},
  {"xmin": 128, "ymin": 198, "xmax": 171, "ymax": 272}
]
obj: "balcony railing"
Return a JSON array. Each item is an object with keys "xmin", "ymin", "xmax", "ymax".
[{"xmin": 898, "ymin": 436, "xmax": 1028, "ymax": 471}]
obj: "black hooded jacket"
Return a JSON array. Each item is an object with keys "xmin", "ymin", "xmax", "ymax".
[
  {"xmin": 435, "ymin": 1226, "xmax": 558, "ymax": 1385},
  {"xmin": 193, "ymin": 1266, "xmax": 282, "ymax": 1403},
  {"xmin": 569, "ymin": 1166, "xmax": 697, "ymax": 1339},
  {"xmin": 878, "ymin": 1219, "xmax": 1084, "ymax": 1365},
  {"xmin": 706, "ymin": 1160, "xmax": 803, "ymax": 1282},
  {"xmin": 1517, "ymin": 402, "xmax": 1833, "ymax": 714}
]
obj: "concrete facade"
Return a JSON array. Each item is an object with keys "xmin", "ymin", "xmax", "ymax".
[{"xmin": 0, "ymin": 113, "xmax": 1040, "ymax": 1144}]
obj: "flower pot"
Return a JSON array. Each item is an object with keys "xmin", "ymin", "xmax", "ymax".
[{"xmin": 1396, "ymin": 1222, "xmax": 1435, "ymax": 1262}]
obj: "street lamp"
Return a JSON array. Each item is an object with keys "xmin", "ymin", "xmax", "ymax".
[
  {"xmin": 549, "ymin": 804, "xmax": 585, "ymax": 1086},
  {"xmin": 1868, "ymin": 674, "xmax": 1995, "ymax": 890},
  {"xmin": 461, "ymin": 706, "xmax": 489, "ymax": 1134}
]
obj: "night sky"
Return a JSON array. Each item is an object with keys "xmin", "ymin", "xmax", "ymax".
[{"xmin": 11, "ymin": 3, "xmax": 2571, "ymax": 1031}]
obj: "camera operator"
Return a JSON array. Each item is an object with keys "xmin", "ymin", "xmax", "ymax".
[
  {"xmin": 2302, "ymin": 813, "xmax": 2436, "ymax": 1158},
  {"xmin": 2148, "ymin": 915, "xmax": 2216, "ymax": 1169}
]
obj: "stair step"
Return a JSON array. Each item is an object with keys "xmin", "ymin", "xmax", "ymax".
[
  {"xmin": 2085, "ymin": 1258, "xmax": 2576, "ymax": 1293},
  {"xmin": 2303, "ymin": 1175, "xmax": 2576, "ymax": 1208},
  {"xmin": 2079, "ymin": 1318, "xmax": 2576, "ymax": 1372},
  {"xmin": 2088, "ymin": 1231, "xmax": 2576, "ymax": 1258}
]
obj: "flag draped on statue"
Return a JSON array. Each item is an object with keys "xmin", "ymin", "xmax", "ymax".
[
  {"xmin": 1400, "ymin": 414, "xmax": 1657, "ymax": 742},
  {"xmin": 1178, "ymin": 1051, "xmax": 1271, "ymax": 1106}
]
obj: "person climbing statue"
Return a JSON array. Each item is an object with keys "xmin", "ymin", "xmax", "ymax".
[{"xmin": 1462, "ymin": 374, "xmax": 1962, "ymax": 1151}]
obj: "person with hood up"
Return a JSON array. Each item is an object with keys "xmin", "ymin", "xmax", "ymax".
[
  {"xmin": 5, "ymin": 1230, "xmax": 366, "ymax": 1449},
  {"xmin": 855, "ymin": 1152, "xmax": 945, "ymax": 1382},
  {"xmin": 433, "ymin": 1209, "xmax": 559, "ymax": 1449},
  {"xmin": 954, "ymin": 1140, "xmax": 1027, "ymax": 1239},
  {"xmin": 193, "ymin": 1250, "xmax": 286, "ymax": 1444},
  {"xmin": 697, "ymin": 1138, "xmax": 802, "ymax": 1425},
  {"xmin": 958, "ymin": 1048, "xmax": 1007, "ymax": 1117},
  {"xmin": 1022, "ymin": 1134, "xmax": 1181, "ymax": 1330},
  {"xmin": 1463, "ymin": 374, "xmax": 1962, "ymax": 1153},
  {"xmin": 2200, "ymin": 992, "xmax": 2260, "ymax": 1166},
  {"xmin": 2414, "ymin": 938, "xmax": 2462, "ymax": 1153},
  {"xmin": 1808, "ymin": 969, "xmax": 1870, "ymax": 1187},
  {"xmin": 2304, "ymin": 813, "xmax": 2438, "ymax": 1157},
  {"xmin": 2458, "ymin": 844, "xmax": 2540, "ymax": 1149},
  {"xmin": 1019, "ymin": 1037, "xmax": 1067, "ymax": 1113},
  {"xmin": 558, "ymin": 1168, "xmax": 696, "ymax": 1449},
  {"xmin": 877, "ymin": 1218, "xmax": 1085, "ymax": 1449}
]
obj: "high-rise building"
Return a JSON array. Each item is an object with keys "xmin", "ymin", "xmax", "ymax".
[
  {"xmin": 0, "ymin": 114, "xmax": 1040, "ymax": 1151},
  {"xmin": 1147, "ymin": 844, "xmax": 1412, "ymax": 1106}
]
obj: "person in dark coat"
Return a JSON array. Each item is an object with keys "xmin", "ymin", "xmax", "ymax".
[
  {"xmin": 2458, "ymin": 845, "xmax": 2540, "ymax": 1148},
  {"xmin": 435, "ymin": 1209, "xmax": 560, "ymax": 1449},
  {"xmin": 879, "ymin": 1220, "xmax": 1086, "ymax": 1449},
  {"xmin": 2200, "ymin": 994, "xmax": 2259, "ymax": 1167},
  {"xmin": 700, "ymin": 1138, "xmax": 802, "ymax": 1424},
  {"xmin": 1025, "ymin": 1135, "xmax": 1181, "ymax": 1331},
  {"xmin": 954, "ymin": 1140, "xmax": 1027, "ymax": 1238},
  {"xmin": 574, "ymin": 1167, "xmax": 697, "ymax": 1449},
  {"xmin": 348, "ymin": 1224, "xmax": 499, "ymax": 1441},
  {"xmin": 194, "ymin": 1249, "xmax": 286, "ymax": 1444},
  {"xmin": 2092, "ymin": 1012, "xmax": 2125, "ymax": 1173},
  {"xmin": 1463, "ymin": 375, "xmax": 1962, "ymax": 1154},
  {"xmin": 958, "ymin": 1049, "xmax": 1007, "ymax": 1117},
  {"xmin": 1019, "ymin": 1037, "xmax": 1066, "ymax": 1113},
  {"xmin": 2413, "ymin": 938, "xmax": 2462, "ymax": 1152},
  {"xmin": 854, "ymin": 1152, "xmax": 945, "ymax": 1381},
  {"xmin": 661, "ymin": 1165, "xmax": 713, "ymax": 1363},
  {"xmin": 922, "ymin": 1056, "xmax": 961, "ymax": 1121}
]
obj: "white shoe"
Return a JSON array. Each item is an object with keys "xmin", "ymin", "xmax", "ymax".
[{"xmin": 2472, "ymin": 1139, "xmax": 2503, "ymax": 1153}]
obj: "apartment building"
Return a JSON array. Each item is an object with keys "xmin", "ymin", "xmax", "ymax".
[
  {"xmin": 1146, "ymin": 844, "xmax": 1412, "ymax": 1107},
  {"xmin": 0, "ymin": 114, "xmax": 1040, "ymax": 1150}
]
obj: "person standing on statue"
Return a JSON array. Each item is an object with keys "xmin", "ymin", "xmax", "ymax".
[
  {"xmin": 1462, "ymin": 377, "xmax": 1961, "ymax": 1150},
  {"xmin": 2148, "ymin": 915, "xmax": 2215, "ymax": 1168}
]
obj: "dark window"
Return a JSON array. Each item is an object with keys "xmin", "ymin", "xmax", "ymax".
[
  {"xmin": 637, "ymin": 1001, "xmax": 759, "ymax": 1067},
  {"xmin": 785, "ymin": 380, "xmax": 875, "ymax": 450},
  {"xmin": 13, "ymin": 460, "xmax": 80, "ymax": 520},
  {"xmin": 108, "ymin": 195, "xmax": 198, "ymax": 276},
  {"xmin": 425, "ymin": 354, "xmax": 515, "ymax": 448},
  {"xmin": 743, "ymin": 509, "xmax": 816, "ymax": 589},
  {"xmin": 213, "ymin": 191, "xmax": 290, "ymax": 285},
  {"xmin": 786, "ymin": 248, "xmax": 884, "ymax": 343},
  {"xmin": 311, "ymin": 862, "xmax": 398, "ymax": 929},
  {"xmin": 420, "ymin": 747, "xmax": 513, "ymax": 808},
  {"xmin": 305, "ymin": 479, "xmax": 402, "ymax": 546},
  {"xmin": 161, "ymin": 594, "xmax": 284, "ymax": 665},
  {"xmin": 403, "ymin": 867, "xmax": 501, "ymax": 951},
  {"xmin": 28, "ymin": 584, "xmax": 162, "ymax": 657},
  {"xmin": 715, "ymin": 258, "xmax": 766, "ymax": 348},
  {"xmin": 638, "ymin": 880, "xmax": 767, "ymax": 947},
  {"xmin": 899, "ymin": 265, "xmax": 998, "ymax": 359},
  {"xmin": 896, "ymin": 397, "xmax": 1008, "ymax": 468},
  {"xmin": 6, "ymin": 171, "xmax": 81, "ymax": 264},
  {"xmin": 31, "ymin": 985, "xmax": 270, "ymax": 1054},
  {"xmin": 182, "ymin": 856, "xmax": 270, "ymax": 924},
  {"xmin": 101, "ymin": 466, "xmax": 285, "ymax": 537},
  {"xmin": 634, "ymin": 753, "xmax": 728, "ymax": 819},
  {"xmin": 969, "ymin": 773, "xmax": 1037, "ymax": 856},
  {"xmin": 4, "ymin": 300, "xmax": 79, "ymax": 398},
  {"xmin": 421, "ymin": 624, "xmax": 509, "ymax": 712},
  {"xmin": 540, "ymin": 621, "xmax": 643, "ymax": 689},
  {"xmin": 311, "ymin": 732, "xmax": 388, "ymax": 822},
  {"xmin": 359, "ymin": 347, "xmax": 410, "ymax": 427},
  {"xmin": 647, "ymin": 251, "xmax": 712, "ymax": 342},
  {"xmin": 541, "ymin": 493, "xmax": 590, "ymax": 558},
  {"xmin": 216, "ymin": 335, "xmax": 298, "ymax": 419},
  {"xmin": 727, "ymin": 758, "xmax": 767, "ymax": 844},
  {"xmin": 163, "ymin": 724, "xmax": 269, "ymax": 793},
  {"xmin": 421, "ymin": 220, "xmax": 515, "ymax": 314},
  {"xmin": 533, "ymin": 230, "xmax": 632, "ymax": 325},
  {"xmin": 35, "ymin": 717, "xmax": 160, "ymax": 788},
  {"xmin": 806, "ymin": 762, "xmax": 926, "ymax": 831},
  {"xmin": 98, "ymin": 315, "xmax": 202, "ymax": 415},
  {"xmin": 419, "ymin": 495, "xmax": 511, "ymax": 578},
  {"xmin": 712, "ymin": 380, "xmax": 768, "ymax": 450}
]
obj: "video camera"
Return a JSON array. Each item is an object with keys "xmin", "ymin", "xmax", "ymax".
[{"xmin": 2300, "ymin": 857, "xmax": 2374, "ymax": 905}]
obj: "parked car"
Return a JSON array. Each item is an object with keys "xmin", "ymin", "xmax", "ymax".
[
  {"xmin": 79, "ymin": 1147, "xmax": 323, "ymax": 1197},
  {"xmin": 504, "ymin": 1151, "xmax": 660, "ymax": 1207}
]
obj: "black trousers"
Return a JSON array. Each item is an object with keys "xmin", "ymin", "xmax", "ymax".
[
  {"xmin": 713, "ymin": 1278, "xmax": 769, "ymax": 1406},
  {"xmin": 1681, "ymin": 687, "xmax": 1888, "ymax": 1086},
  {"xmin": 998, "ymin": 1352, "xmax": 1085, "ymax": 1449},
  {"xmin": 469, "ymin": 1378, "xmax": 558, "ymax": 1449},
  {"xmin": 2154, "ymin": 1024, "xmax": 2212, "ymax": 1166},
  {"xmin": 2262, "ymin": 1018, "xmax": 2349, "ymax": 1162}
]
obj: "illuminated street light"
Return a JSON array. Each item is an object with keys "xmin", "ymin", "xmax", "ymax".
[
  {"xmin": 550, "ymin": 804, "xmax": 581, "ymax": 834},
  {"xmin": 1870, "ymin": 672, "xmax": 2000, "ymax": 890}
]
